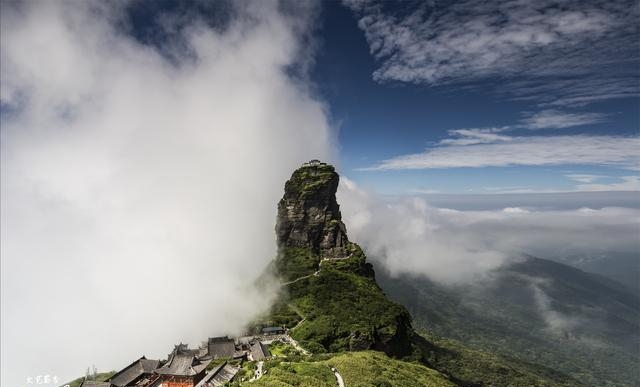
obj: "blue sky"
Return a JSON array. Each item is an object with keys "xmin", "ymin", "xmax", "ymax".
[
  {"xmin": 1, "ymin": 0, "xmax": 638, "ymax": 196},
  {"xmin": 311, "ymin": 0, "xmax": 639, "ymax": 195}
]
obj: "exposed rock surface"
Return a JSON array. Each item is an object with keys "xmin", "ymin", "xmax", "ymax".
[
  {"xmin": 271, "ymin": 161, "xmax": 417, "ymax": 358},
  {"xmin": 276, "ymin": 162, "xmax": 349, "ymax": 258}
]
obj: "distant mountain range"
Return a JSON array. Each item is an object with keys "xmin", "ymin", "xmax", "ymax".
[
  {"xmin": 375, "ymin": 255, "xmax": 640, "ymax": 387},
  {"xmin": 557, "ymin": 251, "xmax": 639, "ymax": 293}
]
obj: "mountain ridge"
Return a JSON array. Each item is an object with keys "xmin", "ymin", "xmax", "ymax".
[
  {"xmin": 254, "ymin": 161, "xmax": 586, "ymax": 387},
  {"xmin": 375, "ymin": 254, "xmax": 640, "ymax": 387}
]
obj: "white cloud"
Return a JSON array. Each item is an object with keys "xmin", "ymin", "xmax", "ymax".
[
  {"xmin": 343, "ymin": 0, "xmax": 639, "ymax": 105},
  {"xmin": 521, "ymin": 110, "xmax": 607, "ymax": 129},
  {"xmin": 338, "ymin": 178, "xmax": 640, "ymax": 285},
  {"xmin": 529, "ymin": 278, "xmax": 581, "ymax": 335},
  {"xmin": 575, "ymin": 176, "xmax": 640, "ymax": 191},
  {"xmin": 364, "ymin": 135, "xmax": 640, "ymax": 170},
  {"xmin": 566, "ymin": 174, "xmax": 604, "ymax": 183},
  {"xmin": 439, "ymin": 127, "xmax": 512, "ymax": 145},
  {"xmin": 338, "ymin": 178, "xmax": 509, "ymax": 284},
  {"xmin": 1, "ymin": 2, "xmax": 333, "ymax": 386},
  {"xmin": 503, "ymin": 207, "xmax": 530, "ymax": 213},
  {"xmin": 563, "ymin": 174, "xmax": 640, "ymax": 191}
]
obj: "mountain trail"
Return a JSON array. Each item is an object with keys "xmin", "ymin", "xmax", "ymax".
[
  {"xmin": 332, "ymin": 367, "xmax": 345, "ymax": 387},
  {"xmin": 281, "ymin": 270, "xmax": 320, "ymax": 286}
]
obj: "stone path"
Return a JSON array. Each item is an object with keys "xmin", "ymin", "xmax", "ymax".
[
  {"xmin": 284, "ymin": 335, "xmax": 311, "ymax": 356},
  {"xmin": 332, "ymin": 367, "xmax": 345, "ymax": 387},
  {"xmin": 280, "ymin": 254, "xmax": 354, "ymax": 287},
  {"xmin": 281, "ymin": 270, "xmax": 320, "ymax": 286}
]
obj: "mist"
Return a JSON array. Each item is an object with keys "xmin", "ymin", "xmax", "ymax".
[
  {"xmin": 338, "ymin": 177, "xmax": 640, "ymax": 284},
  {"xmin": 0, "ymin": 1, "xmax": 335, "ymax": 386}
]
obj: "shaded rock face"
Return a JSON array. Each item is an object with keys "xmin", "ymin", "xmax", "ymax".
[{"xmin": 276, "ymin": 162, "xmax": 349, "ymax": 257}]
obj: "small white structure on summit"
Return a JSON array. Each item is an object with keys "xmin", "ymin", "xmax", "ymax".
[{"xmin": 302, "ymin": 159, "xmax": 325, "ymax": 167}]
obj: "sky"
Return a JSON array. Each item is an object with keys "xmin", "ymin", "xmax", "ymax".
[
  {"xmin": 313, "ymin": 0, "xmax": 639, "ymax": 195},
  {"xmin": 0, "ymin": 1, "xmax": 638, "ymax": 387}
]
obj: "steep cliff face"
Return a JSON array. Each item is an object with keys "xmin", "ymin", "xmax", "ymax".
[
  {"xmin": 270, "ymin": 161, "xmax": 417, "ymax": 357},
  {"xmin": 276, "ymin": 162, "xmax": 349, "ymax": 258}
]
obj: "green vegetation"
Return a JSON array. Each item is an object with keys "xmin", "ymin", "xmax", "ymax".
[
  {"xmin": 260, "ymin": 245, "xmax": 593, "ymax": 387},
  {"xmin": 64, "ymin": 371, "xmax": 116, "ymax": 387},
  {"xmin": 245, "ymin": 351, "xmax": 458, "ymax": 387},
  {"xmin": 257, "ymin": 164, "xmax": 612, "ymax": 387},
  {"xmin": 269, "ymin": 340, "xmax": 305, "ymax": 361},
  {"xmin": 275, "ymin": 247, "xmax": 321, "ymax": 283},
  {"xmin": 283, "ymin": 248, "xmax": 415, "ymax": 356},
  {"xmin": 284, "ymin": 164, "xmax": 337, "ymax": 199},
  {"xmin": 205, "ymin": 357, "xmax": 231, "ymax": 371},
  {"xmin": 249, "ymin": 359, "xmax": 336, "ymax": 387},
  {"xmin": 257, "ymin": 300, "xmax": 304, "ymax": 330},
  {"xmin": 376, "ymin": 257, "xmax": 640, "ymax": 387},
  {"xmin": 417, "ymin": 334, "xmax": 584, "ymax": 387},
  {"xmin": 324, "ymin": 351, "xmax": 457, "ymax": 387}
]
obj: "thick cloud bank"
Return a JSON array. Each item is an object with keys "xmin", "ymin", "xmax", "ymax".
[
  {"xmin": 1, "ymin": 2, "xmax": 334, "ymax": 386},
  {"xmin": 338, "ymin": 178, "xmax": 640, "ymax": 284}
]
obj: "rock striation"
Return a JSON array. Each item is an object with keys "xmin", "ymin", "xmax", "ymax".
[{"xmin": 276, "ymin": 161, "xmax": 349, "ymax": 258}]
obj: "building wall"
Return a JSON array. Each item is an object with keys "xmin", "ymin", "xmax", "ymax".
[{"xmin": 158, "ymin": 376, "xmax": 195, "ymax": 387}]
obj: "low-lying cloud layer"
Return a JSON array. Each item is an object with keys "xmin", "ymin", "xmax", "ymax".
[
  {"xmin": 338, "ymin": 178, "xmax": 640, "ymax": 284},
  {"xmin": 1, "ymin": 2, "xmax": 334, "ymax": 386}
]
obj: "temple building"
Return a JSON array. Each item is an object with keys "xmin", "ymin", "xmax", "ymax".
[
  {"xmin": 87, "ymin": 335, "xmax": 268, "ymax": 387},
  {"xmin": 154, "ymin": 345, "xmax": 210, "ymax": 387},
  {"xmin": 109, "ymin": 357, "xmax": 161, "ymax": 387},
  {"xmin": 261, "ymin": 326, "xmax": 285, "ymax": 335},
  {"xmin": 202, "ymin": 337, "xmax": 236, "ymax": 359},
  {"xmin": 79, "ymin": 382, "xmax": 111, "ymax": 387},
  {"xmin": 249, "ymin": 341, "xmax": 271, "ymax": 361},
  {"xmin": 193, "ymin": 362, "xmax": 239, "ymax": 387}
]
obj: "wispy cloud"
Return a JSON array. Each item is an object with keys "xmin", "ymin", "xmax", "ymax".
[
  {"xmin": 521, "ymin": 110, "xmax": 608, "ymax": 129},
  {"xmin": 440, "ymin": 127, "xmax": 512, "ymax": 145},
  {"xmin": 363, "ymin": 135, "xmax": 640, "ymax": 170},
  {"xmin": 574, "ymin": 176, "xmax": 640, "ymax": 191},
  {"xmin": 529, "ymin": 278, "xmax": 581, "ymax": 335},
  {"xmin": 478, "ymin": 175, "xmax": 640, "ymax": 194},
  {"xmin": 343, "ymin": 0, "xmax": 639, "ymax": 106},
  {"xmin": 565, "ymin": 174, "xmax": 604, "ymax": 183}
]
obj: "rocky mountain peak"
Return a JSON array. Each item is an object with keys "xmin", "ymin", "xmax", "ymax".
[{"xmin": 275, "ymin": 160, "xmax": 349, "ymax": 257}]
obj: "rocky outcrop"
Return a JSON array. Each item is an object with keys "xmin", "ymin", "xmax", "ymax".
[
  {"xmin": 270, "ymin": 161, "xmax": 419, "ymax": 359},
  {"xmin": 276, "ymin": 162, "xmax": 349, "ymax": 258}
]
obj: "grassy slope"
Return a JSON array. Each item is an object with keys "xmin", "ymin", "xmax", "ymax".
[
  {"xmin": 249, "ymin": 351, "xmax": 458, "ymax": 387},
  {"xmin": 280, "ymin": 245, "xmax": 416, "ymax": 357},
  {"xmin": 260, "ymin": 246, "xmax": 584, "ymax": 387},
  {"xmin": 417, "ymin": 334, "xmax": 584, "ymax": 387},
  {"xmin": 326, "ymin": 351, "xmax": 457, "ymax": 387}
]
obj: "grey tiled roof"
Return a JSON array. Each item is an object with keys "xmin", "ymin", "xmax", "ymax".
[
  {"xmin": 109, "ymin": 357, "xmax": 160, "ymax": 387},
  {"xmin": 262, "ymin": 326, "xmax": 284, "ymax": 333},
  {"xmin": 79, "ymin": 381, "xmax": 111, "ymax": 387},
  {"xmin": 194, "ymin": 362, "xmax": 239, "ymax": 387},
  {"xmin": 206, "ymin": 337, "xmax": 236, "ymax": 359},
  {"xmin": 208, "ymin": 363, "xmax": 239, "ymax": 387},
  {"xmin": 250, "ymin": 341, "xmax": 271, "ymax": 361},
  {"xmin": 156, "ymin": 348, "xmax": 209, "ymax": 376}
]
